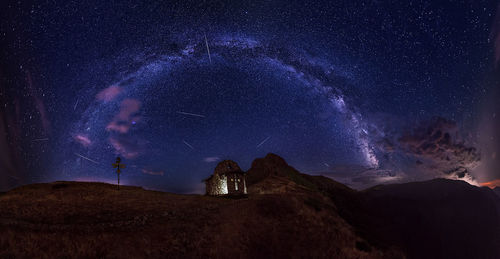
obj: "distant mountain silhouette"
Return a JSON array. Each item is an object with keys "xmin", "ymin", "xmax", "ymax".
[
  {"xmin": 246, "ymin": 154, "xmax": 500, "ymax": 259},
  {"xmin": 494, "ymin": 187, "xmax": 500, "ymax": 198},
  {"xmin": 1, "ymin": 153, "xmax": 499, "ymax": 258},
  {"xmin": 361, "ymin": 179, "xmax": 500, "ymax": 259}
]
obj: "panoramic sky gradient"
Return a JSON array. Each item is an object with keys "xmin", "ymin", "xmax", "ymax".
[{"xmin": 1, "ymin": 0, "xmax": 499, "ymax": 193}]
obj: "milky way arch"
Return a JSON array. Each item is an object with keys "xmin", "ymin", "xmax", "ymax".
[{"xmin": 68, "ymin": 34, "xmax": 379, "ymax": 183}]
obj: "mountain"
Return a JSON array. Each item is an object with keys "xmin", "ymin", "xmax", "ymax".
[
  {"xmin": 494, "ymin": 187, "xmax": 500, "ymax": 198},
  {"xmin": 245, "ymin": 154, "xmax": 500, "ymax": 258},
  {"xmin": 361, "ymin": 179, "xmax": 500, "ymax": 259},
  {"xmin": 1, "ymin": 153, "xmax": 499, "ymax": 258}
]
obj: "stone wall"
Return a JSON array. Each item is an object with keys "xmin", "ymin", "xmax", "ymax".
[{"xmin": 206, "ymin": 174, "xmax": 228, "ymax": 195}]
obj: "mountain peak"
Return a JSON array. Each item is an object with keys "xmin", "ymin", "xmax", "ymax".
[{"xmin": 246, "ymin": 153, "xmax": 300, "ymax": 185}]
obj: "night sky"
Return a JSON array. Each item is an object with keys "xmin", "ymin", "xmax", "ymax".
[{"xmin": 1, "ymin": 0, "xmax": 499, "ymax": 193}]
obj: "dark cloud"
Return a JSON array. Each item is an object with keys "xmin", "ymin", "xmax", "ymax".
[
  {"xmin": 492, "ymin": 3, "xmax": 500, "ymax": 66},
  {"xmin": 322, "ymin": 116, "xmax": 482, "ymax": 189},
  {"xmin": 0, "ymin": 109, "xmax": 23, "ymax": 190},
  {"xmin": 397, "ymin": 117, "xmax": 480, "ymax": 182},
  {"xmin": 477, "ymin": 3, "xmax": 500, "ymax": 184},
  {"xmin": 26, "ymin": 71, "xmax": 51, "ymax": 134},
  {"xmin": 0, "ymin": 66, "xmax": 42, "ymax": 190}
]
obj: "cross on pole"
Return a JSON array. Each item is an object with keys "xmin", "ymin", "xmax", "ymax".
[{"xmin": 112, "ymin": 157, "xmax": 126, "ymax": 190}]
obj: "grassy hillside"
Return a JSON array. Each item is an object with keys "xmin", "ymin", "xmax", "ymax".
[
  {"xmin": 0, "ymin": 181, "xmax": 399, "ymax": 258},
  {"xmin": 2, "ymin": 154, "xmax": 497, "ymax": 258}
]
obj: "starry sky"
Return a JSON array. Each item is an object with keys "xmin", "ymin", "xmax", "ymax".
[{"xmin": 1, "ymin": 0, "xmax": 499, "ymax": 193}]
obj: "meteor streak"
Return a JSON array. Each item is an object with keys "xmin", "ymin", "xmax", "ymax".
[
  {"xmin": 32, "ymin": 138, "xmax": 49, "ymax": 142},
  {"xmin": 74, "ymin": 153, "xmax": 99, "ymax": 164},
  {"xmin": 176, "ymin": 111, "xmax": 206, "ymax": 118},
  {"xmin": 182, "ymin": 140, "xmax": 195, "ymax": 150},
  {"xmin": 204, "ymin": 33, "xmax": 212, "ymax": 64},
  {"xmin": 256, "ymin": 136, "xmax": 271, "ymax": 148}
]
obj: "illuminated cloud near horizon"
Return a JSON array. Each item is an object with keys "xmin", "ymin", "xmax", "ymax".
[
  {"xmin": 481, "ymin": 179, "xmax": 500, "ymax": 189},
  {"xmin": 327, "ymin": 116, "xmax": 484, "ymax": 188},
  {"xmin": 397, "ymin": 117, "xmax": 481, "ymax": 184}
]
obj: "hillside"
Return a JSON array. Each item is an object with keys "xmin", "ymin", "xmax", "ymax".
[
  {"xmin": 0, "ymin": 175, "xmax": 399, "ymax": 258},
  {"xmin": 1, "ymin": 153, "xmax": 499, "ymax": 258},
  {"xmin": 494, "ymin": 187, "xmax": 500, "ymax": 198},
  {"xmin": 362, "ymin": 179, "xmax": 500, "ymax": 259}
]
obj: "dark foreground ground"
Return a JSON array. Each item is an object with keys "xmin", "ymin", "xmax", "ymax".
[{"xmin": 1, "ymin": 154, "xmax": 499, "ymax": 258}]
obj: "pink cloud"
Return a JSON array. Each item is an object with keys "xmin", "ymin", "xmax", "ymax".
[
  {"xmin": 96, "ymin": 85, "xmax": 123, "ymax": 102},
  {"xmin": 141, "ymin": 169, "xmax": 165, "ymax": 176},
  {"xmin": 74, "ymin": 134, "xmax": 92, "ymax": 147},
  {"xmin": 105, "ymin": 121, "xmax": 131, "ymax": 134},
  {"xmin": 203, "ymin": 157, "xmax": 220, "ymax": 162},
  {"xmin": 116, "ymin": 99, "xmax": 141, "ymax": 120},
  {"xmin": 109, "ymin": 137, "xmax": 140, "ymax": 159},
  {"xmin": 106, "ymin": 99, "xmax": 141, "ymax": 134}
]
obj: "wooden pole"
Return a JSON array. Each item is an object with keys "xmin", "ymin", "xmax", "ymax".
[{"xmin": 113, "ymin": 157, "xmax": 124, "ymax": 191}]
